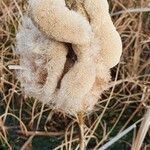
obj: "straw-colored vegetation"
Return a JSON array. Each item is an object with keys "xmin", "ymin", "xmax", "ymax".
[{"xmin": 0, "ymin": 0, "xmax": 150, "ymax": 149}]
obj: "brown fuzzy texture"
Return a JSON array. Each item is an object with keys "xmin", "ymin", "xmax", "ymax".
[{"xmin": 15, "ymin": 0, "xmax": 122, "ymax": 115}]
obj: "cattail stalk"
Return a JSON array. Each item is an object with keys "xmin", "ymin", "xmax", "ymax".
[{"xmin": 78, "ymin": 112, "xmax": 85, "ymax": 150}]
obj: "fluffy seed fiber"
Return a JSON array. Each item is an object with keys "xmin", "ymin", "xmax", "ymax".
[{"xmin": 15, "ymin": 0, "xmax": 122, "ymax": 115}]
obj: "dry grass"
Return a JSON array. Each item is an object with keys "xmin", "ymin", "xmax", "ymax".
[{"xmin": 0, "ymin": 0, "xmax": 150, "ymax": 149}]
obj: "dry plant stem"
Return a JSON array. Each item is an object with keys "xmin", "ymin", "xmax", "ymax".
[
  {"xmin": 17, "ymin": 130, "xmax": 65, "ymax": 137},
  {"xmin": 21, "ymin": 134, "xmax": 35, "ymax": 150},
  {"xmin": 131, "ymin": 108, "xmax": 150, "ymax": 150},
  {"xmin": 78, "ymin": 112, "xmax": 85, "ymax": 150},
  {"xmin": 111, "ymin": 7, "xmax": 150, "ymax": 16},
  {"xmin": 120, "ymin": 87, "xmax": 148, "ymax": 132}
]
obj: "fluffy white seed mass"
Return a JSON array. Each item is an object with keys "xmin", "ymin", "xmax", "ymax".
[{"xmin": 15, "ymin": 0, "xmax": 122, "ymax": 115}]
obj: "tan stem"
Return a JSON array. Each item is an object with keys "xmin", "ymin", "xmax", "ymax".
[
  {"xmin": 78, "ymin": 112, "xmax": 85, "ymax": 150},
  {"xmin": 131, "ymin": 108, "xmax": 150, "ymax": 150}
]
